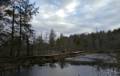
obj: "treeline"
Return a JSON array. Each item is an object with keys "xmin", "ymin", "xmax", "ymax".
[
  {"xmin": 34, "ymin": 28, "xmax": 120, "ymax": 55},
  {"xmin": 69, "ymin": 29, "xmax": 120, "ymax": 53}
]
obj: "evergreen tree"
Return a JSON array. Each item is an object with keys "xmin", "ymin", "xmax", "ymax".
[{"xmin": 49, "ymin": 29, "xmax": 56, "ymax": 48}]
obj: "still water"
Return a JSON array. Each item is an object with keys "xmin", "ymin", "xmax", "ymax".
[
  {"xmin": 20, "ymin": 63, "xmax": 118, "ymax": 76},
  {"xmin": 1, "ymin": 53, "xmax": 120, "ymax": 76}
]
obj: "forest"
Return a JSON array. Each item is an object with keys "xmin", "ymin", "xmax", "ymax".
[{"xmin": 0, "ymin": 0, "xmax": 120, "ymax": 58}]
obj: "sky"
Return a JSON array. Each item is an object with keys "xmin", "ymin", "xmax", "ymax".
[{"xmin": 30, "ymin": 0, "xmax": 120, "ymax": 36}]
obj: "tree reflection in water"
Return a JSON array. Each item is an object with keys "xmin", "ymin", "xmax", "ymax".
[{"xmin": 1, "ymin": 54, "xmax": 120, "ymax": 76}]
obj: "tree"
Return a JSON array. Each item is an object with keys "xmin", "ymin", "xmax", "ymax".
[
  {"xmin": 1, "ymin": 1, "xmax": 15, "ymax": 56},
  {"xmin": 16, "ymin": 0, "xmax": 38, "ymax": 56},
  {"xmin": 49, "ymin": 29, "xmax": 56, "ymax": 48},
  {"xmin": 0, "ymin": 0, "xmax": 17, "ymax": 56},
  {"xmin": 0, "ymin": 0, "xmax": 38, "ymax": 56},
  {"xmin": 34, "ymin": 35, "xmax": 44, "ymax": 55}
]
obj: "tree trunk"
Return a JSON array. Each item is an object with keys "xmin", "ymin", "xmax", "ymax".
[
  {"xmin": 10, "ymin": 7, "xmax": 15, "ymax": 56},
  {"xmin": 17, "ymin": 6, "xmax": 22, "ymax": 56},
  {"xmin": 26, "ymin": 36, "xmax": 30, "ymax": 56}
]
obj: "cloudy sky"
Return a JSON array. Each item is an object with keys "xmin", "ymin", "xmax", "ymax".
[{"xmin": 30, "ymin": 0, "xmax": 120, "ymax": 36}]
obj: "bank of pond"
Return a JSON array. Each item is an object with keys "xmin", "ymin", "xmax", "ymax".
[{"xmin": 0, "ymin": 53, "xmax": 120, "ymax": 76}]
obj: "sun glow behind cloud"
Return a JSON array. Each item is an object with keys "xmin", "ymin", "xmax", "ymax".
[
  {"xmin": 56, "ymin": 9, "xmax": 66, "ymax": 18},
  {"xmin": 65, "ymin": 1, "xmax": 78, "ymax": 13},
  {"xmin": 56, "ymin": 0, "xmax": 79, "ymax": 18}
]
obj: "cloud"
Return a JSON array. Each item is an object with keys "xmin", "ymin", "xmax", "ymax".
[{"xmin": 31, "ymin": 0, "xmax": 120, "ymax": 36}]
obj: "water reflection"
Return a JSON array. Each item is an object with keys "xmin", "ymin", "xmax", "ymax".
[{"xmin": 1, "ymin": 53, "xmax": 120, "ymax": 76}]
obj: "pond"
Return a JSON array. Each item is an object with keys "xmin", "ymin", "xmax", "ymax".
[{"xmin": 1, "ymin": 53, "xmax": 120, "ymax": 76}]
